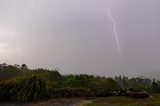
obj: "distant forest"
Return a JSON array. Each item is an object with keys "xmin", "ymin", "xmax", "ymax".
[{"xmin": 0, "ymin": 63, "xmax": 160, "ymax": 102}]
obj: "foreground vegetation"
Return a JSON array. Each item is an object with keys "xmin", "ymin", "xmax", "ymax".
[
  {"xmin": 0, "ymin": 63, "xmax": 160, "ymax": 103},
  {"xmin": 82, "ymin": 94, "xmax": 160, "ymax": 106}
]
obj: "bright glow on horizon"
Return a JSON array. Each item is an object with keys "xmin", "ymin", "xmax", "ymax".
[
  {"xmin": 0, "ymin": 27, "xmax": 15, "ymax": 37},
  {"xmin": 0, "ymin": 27, "xmax": 17, "ymax": 57}
]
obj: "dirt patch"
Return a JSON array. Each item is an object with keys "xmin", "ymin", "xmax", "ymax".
[{"xmin": 31, "ymin": 99, "xmax": 84, "ymax": 106}]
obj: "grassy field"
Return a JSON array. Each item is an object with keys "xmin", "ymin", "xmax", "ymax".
[{"xmin": 82, "ymin": 94, "xmax": 160, "ymax": 106}]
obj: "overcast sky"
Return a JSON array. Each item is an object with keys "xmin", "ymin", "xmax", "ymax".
[{"xmin": 0, "ymin": 0, "xmax": 160, "ymax": 77}]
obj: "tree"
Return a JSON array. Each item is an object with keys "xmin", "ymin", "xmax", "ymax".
[
  {"xmin": 151, "ymin": 79, "xmax": 159, "ymax": 93},
  {"xmin": 21, "ymin": 64, "xmax": 28, "ymax": 70},
  {"xmin": 14, "ymin": 64, "xmax": 20, "ymax": 68}
]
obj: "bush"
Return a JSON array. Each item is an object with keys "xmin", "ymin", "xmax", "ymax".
[
  {"xmin": 95, "ymin": 90, "xmax": 113, "ymax": 97},
  {"xmin": 0, "ymin": 75, "xmax": 48, "ymax": 102},
  {"xmin": 54, "ymin": 88, "xmax": 94, "ymax": 97},
  {"xmin": 127, "ymin": 91, "xmax": 149, "ymax": 99}
]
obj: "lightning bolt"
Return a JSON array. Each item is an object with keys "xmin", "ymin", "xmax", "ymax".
[{"xmin": 107, "ymin": 0, "xmax": 122, "ymax": 58}]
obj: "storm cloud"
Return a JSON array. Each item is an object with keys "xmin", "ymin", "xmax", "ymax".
[{"xmin": 0, "ymin": 0, "xmax": 160, "ymax": 77}]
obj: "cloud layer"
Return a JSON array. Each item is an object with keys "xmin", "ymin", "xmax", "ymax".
[{"xmin": 0, "ymin": 0, "xmax": 160, "ymax": 77}]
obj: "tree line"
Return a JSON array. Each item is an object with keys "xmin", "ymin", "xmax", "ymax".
[{"xmin": 0, "ymin": 63, "xmax": 159, "ymax": 102}]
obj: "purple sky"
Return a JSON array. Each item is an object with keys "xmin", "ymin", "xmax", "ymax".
[{"xmin": 0, "ymin": 0, "xmax": 160, "ymax": 77}]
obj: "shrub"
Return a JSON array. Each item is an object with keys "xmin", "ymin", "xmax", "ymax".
[
  {"xmin": 0, "ymin": 75, "xmax": 48, "ymax": 102},
  {"xmin": 127, "ymin": 91, "xmax": 149, "ymax": 99},
  {"xmin": 54, "ymin": 88, "xmax": 94, "ymax": 97}
]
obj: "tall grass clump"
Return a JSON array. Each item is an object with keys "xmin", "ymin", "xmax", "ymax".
[{"xmin": 0, "ymin": 75, "xmax": 48, "ymax": 102}]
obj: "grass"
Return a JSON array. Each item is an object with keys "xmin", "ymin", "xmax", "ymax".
[{"xmin": 82, "ymin": 94, "xmax": 160, "ymax": 106}]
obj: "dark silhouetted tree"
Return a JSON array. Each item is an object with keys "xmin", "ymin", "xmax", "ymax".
[{"xmin": 21, "ymin": 64, "xmax": 28, "ymax": 70}]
